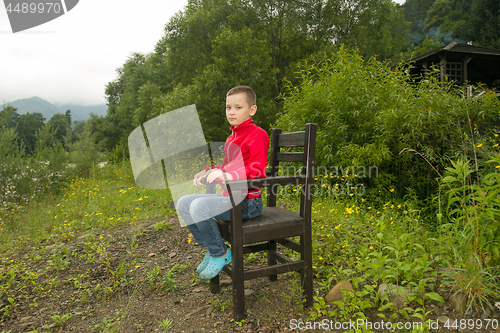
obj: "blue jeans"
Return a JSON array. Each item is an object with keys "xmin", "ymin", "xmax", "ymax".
[{"xmin": 176, "ymin": 194, "xmax": 263, "ymax": 257}]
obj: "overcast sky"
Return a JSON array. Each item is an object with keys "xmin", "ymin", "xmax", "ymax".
[
  {"xmin": 0, "ymin": 0, "xmax": 189, "ymax": 106},
  {"xmin": 1, "ymin": 0, "xmax": 406, "ymax": 107}
]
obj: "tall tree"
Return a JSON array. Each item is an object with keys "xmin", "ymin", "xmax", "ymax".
[
  {"xmin": 47, "ymin": 113, "xmax": 71, "ymax": 148},
  {"xmin": 247, "ymin": 0, "xmax": 310, "ymax": 93},
  {"xmin": 195, "ymin": 26, "xmax": 278, "ymax": 141},
  {"xmin": 65, "ymin": 110, "xmax": 72, "ymax": 126},
  {"xmin": 0, "ymin": 105, "xmax": 20, "ymax": 129},
  {"xmin": 157, "ymin": 0, "xmax": 238, "ymax": 88},
  {"xmin": 17, "ymin": 112, "xmax": 45, "ymax": 155},
  {"xmin": 403, "ymin": 0, "xmax": 437, "ymax": 41},
  {"xmin": 104, "ymin": 53, "xmax": 150, "ymax": 150},
  {"xmin": 340, "ymin": 0, "xmax": 409, "ymax": 61},
  {"xmin": 469, "ymin": 0, "xmax": 500, "ymax": 48},
  {"xmin": 404, "ymin": 0, "xmax": 499, "ymax": 48},
  {"xmin": 72, "ymin": 120, "xmax": 86, "ymax": 142}
]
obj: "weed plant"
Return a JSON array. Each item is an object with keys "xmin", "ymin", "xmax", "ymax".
[{"xmin": 437, "ymin": 147, "xmax": 500, "ymax": 313}]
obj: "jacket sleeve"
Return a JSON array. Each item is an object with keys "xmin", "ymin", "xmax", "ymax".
[{"xmin": 222, "ymin": 130, "xmax": 269, "ymax": 181}]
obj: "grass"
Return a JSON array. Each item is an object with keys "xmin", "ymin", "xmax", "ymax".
[
  {"xmin": 0, "ymin": 161, "xmax": 499, "ymax": 332},
  {"xmin": 0, "ymin": 162, "xmax": 173, "ymax": 252}
]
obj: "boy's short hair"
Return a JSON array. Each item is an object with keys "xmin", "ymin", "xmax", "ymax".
[{"xmin": 227, "ymin": 86, "xmax": 256, "ymax": 106}]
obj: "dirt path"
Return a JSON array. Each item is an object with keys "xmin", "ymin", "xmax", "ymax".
[
  {"xmin": 0, "ymin": 217, "xmax": 306, "ymax": 333},
  {"xmin": 1, "ymin": 217, "xmax": 499, "ymax": 333}
]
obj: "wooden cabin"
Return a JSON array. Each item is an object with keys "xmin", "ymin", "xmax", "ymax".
[{"xmin": 410, "ymin": 42, "xmax": 500, "ymax": 89}]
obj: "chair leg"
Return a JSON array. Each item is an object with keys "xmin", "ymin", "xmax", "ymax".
[
  {"xmin": 232, "ymin": 270, "xmax": 245, "ymax": 321},
  {"xmin": 299, "ymin": 267, "xmax": 313, "ymax": 307},
  {"xmin": 210, "ymin": 274, "xmax": 220, "ymax": 294},
  {"xmin": 232, "ymin": 241, "xmax": 245, "ymax": 320},
  {"xmin": 230, "ymin": 198, "xmax": 246, "ymax": 320},
  {"xmin": 267, "ymin": 240, "xmax": 277, "ymax": 281},
  {"xmin": 302, "ymin": 236, "xmax": 313, "ymax": 307},
  {"xmin": 304, "ymin": 268, "xmax": 313, "ymax": 307}
]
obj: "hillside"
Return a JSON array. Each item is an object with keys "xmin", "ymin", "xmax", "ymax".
[
  {"xmin": 56, "ymin": 102, "xmax": 108, "ymax": 121},
  {"xmin": 4, "ymin": 96, "xmax": 107, "ymax": 121}
]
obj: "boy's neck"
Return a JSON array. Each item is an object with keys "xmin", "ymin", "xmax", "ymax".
[{"xmin": 232, "ymin": 118, "xmax": 253, "ymax": 129}]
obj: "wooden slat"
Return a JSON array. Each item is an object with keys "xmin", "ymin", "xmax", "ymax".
[
  {"xmin": 276, "ymin": 238, "xmax": 301, "ymax": 253},
  {"xmin": 243, "ymin": 243, "xmax": 269, "ymax": 254},
  {"xmin": 268, "ymin": 128, "xmax": 282, "ymax": 207},
  {"xmin": 272, "ymin": 251, "xmax": 294, "ymax": 264},
  {"xmin": 222, "ymin": 175, "xmax": 306, "ymax": 191},
  {"xmin": 216, "ymin": 207, "xmax": 305, "ymax": 244},
  {"xmin": 243, "ymin": 223, "xmax": 304, "ymax": 244},
  {"xmin": 243, "ymin": 261, "xmax": 306, "ymax": 280},
  {"xmin": 277, "ymin": 131, "xmax": 305, "ymax": 147},
  {"xmin": 222, "ymin": 260, "xmax": 305, "ymax": 281},
  {"xmin": 276, "ymin": 152, "xmax": 304, "ymax": 162}
]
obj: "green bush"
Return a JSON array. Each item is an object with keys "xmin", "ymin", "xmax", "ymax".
[
  {"xmin": 68, "ymin": 120, "xmax": 103, "ymax": 178},
  {"xmin": 1, "ymin": 118, "xmax": 106, "ymax": 210},
  {"xmin": 0, "ymin": 127, "xmax": 26, "ymax": 207},
  {"xmin": 276, "ymin": 47, "xmax": 500, "ymax": 204},
  {"xmin": 0, "ymin": 124, "xmax": 72, "ymax": 208}
]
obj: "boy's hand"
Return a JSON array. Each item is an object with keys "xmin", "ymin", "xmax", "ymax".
[
  {"xmin": 193, "ymin": 169, "xmax": 211, "ymax": 187},
  {"xmin": 206, "ymin": 169, "xmax": 233, "ymax": 184}
]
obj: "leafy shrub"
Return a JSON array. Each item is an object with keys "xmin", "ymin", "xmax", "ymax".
[
  {"xmin": 0, "ymin": 126, "xmax": 70, "ymax": 208},
  {"xmin": 0, "ymin": 117, "xmax": 105, "ymax": 209},
  {"xmin": 276, "ymin": 47, "xmax": 500, "ymax": 203},
  {"xmin": 68, "ymin": 120, "xmax": 103, "ymax": 177}
]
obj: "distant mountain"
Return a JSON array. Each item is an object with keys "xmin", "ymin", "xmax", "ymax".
[
  {"xmin": 3, "ymin": 96, "xmax": 107, "ymax": 121},
  {"xmin": 6, "ymin": 97, "xmax": 60, "ymax": 121},
  {"xmin": 56, "ymin": 103, "xmax": 108, "ymax": 121}
]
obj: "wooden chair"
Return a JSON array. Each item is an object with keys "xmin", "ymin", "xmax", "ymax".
[{"xmin": 207, "ymin": 123, "xmax": 317, "ymax": 320}]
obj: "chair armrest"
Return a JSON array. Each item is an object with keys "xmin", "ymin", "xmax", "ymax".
[{"xmin": 222, "ymin": 175, "xmax": 306, "ymax": 192}]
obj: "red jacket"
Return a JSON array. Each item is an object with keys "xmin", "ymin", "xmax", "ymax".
[{"xmin": 207, "ymin": 118, "xmax": 269, "ymax": 198}]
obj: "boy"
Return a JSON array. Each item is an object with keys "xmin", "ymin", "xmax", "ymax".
[{"xmin": 176, "ymin": 86, "xmax": 270, "ymax": 280}]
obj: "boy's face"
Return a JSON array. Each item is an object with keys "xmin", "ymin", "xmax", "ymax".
[{"xmin": 225, "ymin": 92, "xmax": 257, "ymax": 127}]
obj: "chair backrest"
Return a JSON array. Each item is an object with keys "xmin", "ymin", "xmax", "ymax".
[{"xmin": 266, "ymin": 124, "xmax": 317, "ymax": 216}]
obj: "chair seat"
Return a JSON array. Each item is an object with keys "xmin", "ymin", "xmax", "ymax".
[{"xmin": 216, "ymin": 206, "xmax": 304, "ymax": 244}]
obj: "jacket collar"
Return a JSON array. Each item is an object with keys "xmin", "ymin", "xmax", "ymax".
[{"xmin": 230, "ymin": 118, "xmax": 254, "ymax": 133}]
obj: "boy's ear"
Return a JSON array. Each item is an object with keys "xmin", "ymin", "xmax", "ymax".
[{"xmin": 250, "ymin": 105, "xmax": 257, "ymax": 116}]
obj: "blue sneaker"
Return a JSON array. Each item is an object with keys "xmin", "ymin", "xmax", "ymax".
[
  {"xmin": 199, "ymin": 249, "xmax": 232, "ymax": 280},
  {"xmin": 196, "ymin": 252, "xmax": 210, "ymax": 275}
]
